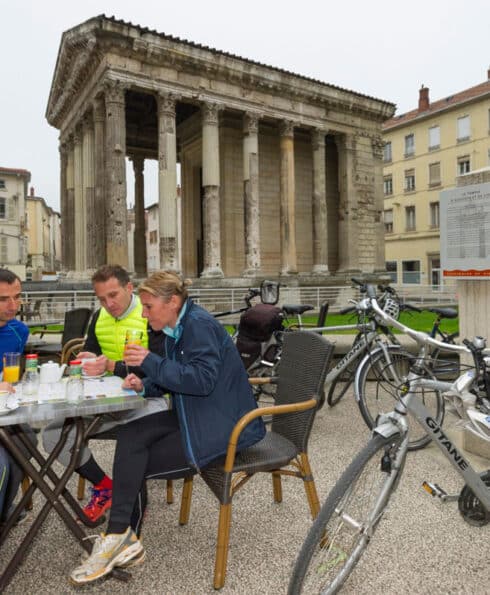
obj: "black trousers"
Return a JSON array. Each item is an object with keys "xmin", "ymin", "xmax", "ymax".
[{"xmin": 108, "ymin": 410, "xmax": 194, "ymax": 536}]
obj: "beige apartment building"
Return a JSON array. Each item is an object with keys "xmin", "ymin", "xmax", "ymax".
[
  {"xmin": 25, "ymin": 187, "xmax": 61, "ymax": 279},
  {"xmin": 0, "ymin": 167, "xmax": 30, "ymax": 279},
  {"xmin": 382, "ymin": 71, "xmax": 490, "ymax": 285}
]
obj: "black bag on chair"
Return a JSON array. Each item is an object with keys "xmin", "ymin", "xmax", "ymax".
[{"xmin": 236, "ymin": 304, "xmax": 283, "ymax": 369}]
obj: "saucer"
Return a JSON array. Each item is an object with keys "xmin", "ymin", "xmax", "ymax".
[{"xmin": 0, "ymin": 403, "xmax": 20, "ymax": 416}]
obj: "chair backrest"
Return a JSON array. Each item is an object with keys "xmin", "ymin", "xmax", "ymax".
[
  {"xmin": 272, "ymin": 331, "xmax": 334, "ymax": 451},
  {"xmin": 61, "ymin": 308, "xmax": 93, "ymax": 346}
]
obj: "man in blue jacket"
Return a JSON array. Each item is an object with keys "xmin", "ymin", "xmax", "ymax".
[
  {"xmin": 0, "ymin": 268, "xmax": 33, "ymax": 527},
  {"xmin": 70, "ymin": 271, "xmax": 265, "ymax": 585}
]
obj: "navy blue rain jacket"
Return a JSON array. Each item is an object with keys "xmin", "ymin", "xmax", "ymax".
[{"xmin": 140, "ymin": 299, "xmax": 266, "ymax": 469}]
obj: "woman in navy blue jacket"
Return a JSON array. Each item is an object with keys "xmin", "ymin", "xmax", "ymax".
[{"xmin": 70, "ymin": 271, "xmax": 265, "ymax": 586}]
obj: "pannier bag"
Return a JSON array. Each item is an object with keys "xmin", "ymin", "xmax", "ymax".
[{"xmin": 236, "ymin": 304, "xmax": 283, "ymax": 369}]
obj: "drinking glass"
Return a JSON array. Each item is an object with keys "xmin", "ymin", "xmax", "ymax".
[{"xmin": 3, "ymin": 352, "xmax": 21, "ymax": 384}]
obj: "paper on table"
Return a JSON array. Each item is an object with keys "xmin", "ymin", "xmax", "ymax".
[{"xmin": 83, "ymin": 376, "xmax": 138, "ymax": 399}]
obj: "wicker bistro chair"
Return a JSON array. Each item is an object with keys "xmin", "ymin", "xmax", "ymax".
[{"xmin": 199, "ymin": 330, "xmax": 334, "ymax": 589}]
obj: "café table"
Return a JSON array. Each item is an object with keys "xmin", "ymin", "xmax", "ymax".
[{"xmin": 0, "ymin": 390, "xmax": 145, "ymax": 591}]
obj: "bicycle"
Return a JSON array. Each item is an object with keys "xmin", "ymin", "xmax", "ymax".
[
  {"xmin": 288, "ymin": 287, "xmax": 489, "ymax": 595},
  {"xmin": 324, "ymin": 281, "xmax": 402, "ymax": 407},
  {"xmin": 354, "ymin": 302, "xmax": 459, "ymax": 450}
]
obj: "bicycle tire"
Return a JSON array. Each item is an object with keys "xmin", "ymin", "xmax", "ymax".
[
  {"xmin": 326, "ymin": 334, "xmax": 363, "ymax": 408},
  {"xmin": 288, "ymin": 433, "xmax": 404, "ymax": 595},
  {"xmin": 355, "ymin": 345, "xmax": 444, "ymax": 451}
]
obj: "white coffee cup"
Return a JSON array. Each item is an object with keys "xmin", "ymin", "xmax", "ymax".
[{"xmin": 0, "ymin": 391, "xmax": 10, "ymax": 410}]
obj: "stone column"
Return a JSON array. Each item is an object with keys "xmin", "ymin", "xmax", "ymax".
[
  {"xmin": 82, "ymin": 113, "xmax": 95, "ymax": 270},
  {"xmin": 93, "ymin": 96, "xmax": 106, "ymax": 268},
  {"xmin": 131, "ymin": 156, "xmax": 147, "ymax": 277},
  {"xmin": 201, "ymin": 101, "xmax": 224, "ymax": 278},
  {"xmin": 279, "ymin": 120, "xmax": 298, "ymax": 276},
  {"xmin": 312, "ymin": 129, "xmax": 329, "ymax": 275},
  {"xmin": 336, "ymin": 133, "xmax": 359, "ymax": 272},
  {"xmin": 65, "ymin": 137, "xmax": 75, "ymax": 271},
  {"xmin": 59, "ymin": 141, "xmax": 68, "ymax": 271},
  {"xmin": 104, "ymin": 79, "xmax": 128, "ymax": 267},
  {"xmin": 371, "ymin": 134, "xmax": 386, "ymax": 271},
  {"xmin": 242, "ymin": 112, "xmax": 261, "ymax": 277},
  {"xmin": 157, "ymin": 92, "xmax": 179, "ymax": 271},
  {"xmin": 73, "ymin": 125, "xmax": 85, "ymax": 272}
]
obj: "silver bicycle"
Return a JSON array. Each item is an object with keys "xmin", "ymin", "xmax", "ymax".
[{"xmin": 288, "ymin": 288, "xmax": 490, "ymax": 594}]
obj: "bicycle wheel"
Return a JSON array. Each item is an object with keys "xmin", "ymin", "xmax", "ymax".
[
  {"xmin": 289, "ymin": 433, "xmax": 404, "ymax": 595},
  {"xmin": 355, "ymin": 345, "xmax": 444, "ymax": 451},
  {"xmin": 327, "ymin": 334, "xmax": 363, "ymax": 407}
]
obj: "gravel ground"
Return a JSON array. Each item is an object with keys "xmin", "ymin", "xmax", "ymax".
[{"xmin": 2, "ymin": 377, "xmax": 490, "ymax": 594}]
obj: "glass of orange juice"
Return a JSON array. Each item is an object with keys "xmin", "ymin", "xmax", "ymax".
[
  {"xmin": 125, "ymin": 329, "xmax": 143, "ymax": 346},
  {"xmin": 3, "ymin": 352, "xmax": 21, "ymax": 384}
]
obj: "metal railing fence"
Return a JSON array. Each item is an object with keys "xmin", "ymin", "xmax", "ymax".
[{"xmin": 20, "ymin": 283, "xmax": 457, "ymax": 321}]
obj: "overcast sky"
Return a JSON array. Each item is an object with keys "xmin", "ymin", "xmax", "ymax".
[{"xmin": 1, "ymin": 0, "xmax": 489, "ymax": 211}]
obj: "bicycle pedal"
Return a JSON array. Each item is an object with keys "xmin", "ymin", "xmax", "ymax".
[{"xmin": 422, "ymin": 481, "xmax": 459, "ymax": 502}]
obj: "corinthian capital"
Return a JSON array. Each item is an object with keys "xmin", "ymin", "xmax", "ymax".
[
  {"xmin": 243, "ymin": 112, "xmax": 260, "ymax": 135},
  {"xmin": 92, "ymin": 96, "xmax": 105, "ymax": 122},
  {"xmin": 279, "ymin": 119, "xmax": 295, "ymax": 138},
  {"xmin": 202, "ymin": 101, "xmax": 222, "ymax": 126},
  {"xmin": 103, "ymin": 79, "xmax": 126, "ymax": 104},
  {"xmin": 157, "ymin": 92, "xmax": 179, "ymax": 117}
]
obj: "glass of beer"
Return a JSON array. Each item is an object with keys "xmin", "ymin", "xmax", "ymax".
[{"xmin": 3, "ymin": 352, "xmax": 21, "ymax": 384}]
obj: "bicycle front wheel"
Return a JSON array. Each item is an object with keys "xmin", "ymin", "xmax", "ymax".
[
  {"xmin": 355, "ymin": 345, "xmax": 444, "ymax": 451},
  {"xmin": 289, "ymin": 433, "xmax": 404, "ymax": 595}
]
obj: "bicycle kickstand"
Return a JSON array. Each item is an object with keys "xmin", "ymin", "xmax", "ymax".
[{"xmin": 422, "ymin": 481, "xmax": 459, "ymax": 502}]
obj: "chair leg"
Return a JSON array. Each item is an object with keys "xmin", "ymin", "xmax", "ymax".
[
  {"xmin": 213, "ymin": 502, "xmax": 232, "ymax": 590},
  {"xmin": 77, "ymin": 476, "xmax": 86, "ymax": 501},
  {"xmin": 21, "ymin": 476, "xmax": 33, "ymax": 511},
  {"xmin": 179, "ymin": 476, "xmax": 194, "ymax": 526},
  {"xmin": 166, "ymin": 479, "xmax": 174, "ymax": 504},
  {"xmin": 299, "ymin": 452, "xmax": 320, "ymax": 519},
  {"xmin": 272, "ymin": 470, "xmax": 282, "ymax": 503}
]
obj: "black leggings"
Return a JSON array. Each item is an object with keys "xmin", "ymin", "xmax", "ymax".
[{"xmin": 107, "ymin": 410, "xmax": 194, "ymax": 536}]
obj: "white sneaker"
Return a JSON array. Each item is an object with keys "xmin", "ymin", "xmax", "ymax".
[{"xmin": 70, "ymin": 528, "xmax": 144, "ymax": 585}]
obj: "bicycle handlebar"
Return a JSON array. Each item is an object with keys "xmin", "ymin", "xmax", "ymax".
[{"xmin": 339, "ymin": 305, "xmax": 357, "ymax": 315}]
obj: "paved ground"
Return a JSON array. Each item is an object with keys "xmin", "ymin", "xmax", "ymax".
[{"xmin": 2, "ymin": 374, "xmax": 490, "ymax": 595}]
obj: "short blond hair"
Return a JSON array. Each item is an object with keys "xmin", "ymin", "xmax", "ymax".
[{"xmin": 138, "ymin": 271, "xmax": 192, "ymax": 303}]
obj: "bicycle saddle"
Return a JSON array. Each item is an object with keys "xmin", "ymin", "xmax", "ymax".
[
  {"xmin": 282, "ymin": 304, "xmax": 314, "ymax": 315},
  {"xmin": 427, "ymin": 307, "xmax": 458, "ymax": 319}
]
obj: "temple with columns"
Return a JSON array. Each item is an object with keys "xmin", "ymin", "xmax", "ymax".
[{"xmin": 46, "ymin": 15, "xmax": 395, "ymax": 285}]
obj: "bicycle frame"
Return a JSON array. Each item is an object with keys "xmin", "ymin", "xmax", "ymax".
[
  {"xmin": 324, "ymin": 323, "xmax": 395, "ymax": 387},
  {"xmin": 374, "ymin": 369, "xmax": 490, "ymax": 512}
]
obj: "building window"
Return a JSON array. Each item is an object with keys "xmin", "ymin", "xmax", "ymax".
[
  {"xmin": 402, "ymin": 260, "xmax": 420, "ymax": 284},
  {"xmin": 428, "ymin": 126, "xmax": 440, "ymax": 150},
  {"xmin": 149, "ymin": 230, "xmax": 158, "ymax": 244},
  {"xmin": 457, "ymin": 115, "xmax": 470, "ymax": 141},
  {"xmin": 430, "ymin": 202, "xmax": 440, "ymax": 228},
  {"xmin": 404, "ymin": 134, "xmax": 415, "ymax": 157},
  {"xmin": 384, "ymin": 209, "xmax": 393, "ymax": 233},
  {"xmin": 0, "ymin": 197, "xmax": 6, "ymax": 219},
  {"xmin": 428, "ymin": 162, "xmax": 441, "ymax": 187},
  {"xmin": 405, "ymin": 206, "xmax": 416, "ymax": 231},
  {"xmin": 383, "ymin": 175, "xmax": 393, "ymax": 196},
  {"xmin": 383, "ymin": 142, "xmax": 392, "ymax": 162},
  {"xmin": 385, "ymin": 261, "xmax": 397, "ymax": 283},
  {"xmin": 457, "ymin": 155, "xmax": 470, "ymax": 175},
  {"xmin": 0, "ymin": 180, "xmax": 5, "ymax": 190},
  {"xmin": 404, "ymin": 169, "xmax": 415, "ymax": 192}
]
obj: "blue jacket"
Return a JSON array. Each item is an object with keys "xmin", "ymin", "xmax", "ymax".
[{"xmin": 140, "ymin": 299, "xmax": 265, "ymax": 469}]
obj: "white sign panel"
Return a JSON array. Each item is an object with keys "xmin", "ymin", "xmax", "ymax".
[{"xmin": 440, "ymin": 182, "xmax": 490, "ymax": 278}]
